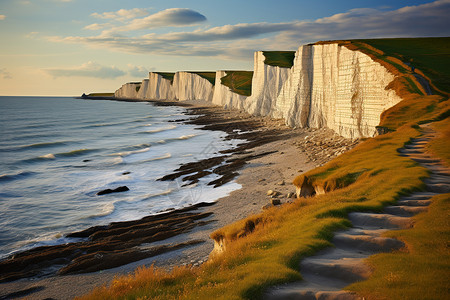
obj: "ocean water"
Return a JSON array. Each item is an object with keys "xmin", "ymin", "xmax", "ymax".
[{"xmin": 0, "ymin": 96, "xmax": 241, "ymax": 259}]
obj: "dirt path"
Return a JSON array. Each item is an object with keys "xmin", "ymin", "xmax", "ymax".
[{"xmin": 264, "ymin": 124, "xmax": 450, "ymax": 299}]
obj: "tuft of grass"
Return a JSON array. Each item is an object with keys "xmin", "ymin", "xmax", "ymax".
[
  {"xmin": 262, "ymin": 51, "xmax": 296, "ymax": 68},
  {"xmin": 190, "ymin": 72, "xmax": 216, "ymax": 85},
  {"xmin": 220, "ymin": 71, "xmax": 253, "ymax": 96},
  {"xmin": 155, "ymin": 72, "xmax": 175, "ymax": 84}
]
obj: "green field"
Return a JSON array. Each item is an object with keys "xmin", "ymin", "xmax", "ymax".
[
  {"xmin": 262, "ymin": 51, "xmax": 296, "ymax": 68},
  {"xmin": 80, "ymin": 38, "xmax": 450, "ymax": 300},
  {"xmin": 220, "ymin": 71, "xmax": 253, "ymax": 96}
]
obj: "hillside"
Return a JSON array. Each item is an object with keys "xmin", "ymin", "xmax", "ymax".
[{"xmin": 81, "ymin": 38, "xmax": 449, "ymax": 300}]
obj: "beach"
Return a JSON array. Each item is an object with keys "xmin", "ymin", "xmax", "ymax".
[{"xmin": 0, "ymin": 100, "xmax": 358, "ymax": 300}]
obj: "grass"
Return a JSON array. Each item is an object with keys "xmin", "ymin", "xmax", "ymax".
[
  {"xmin": 79, "ymin": 39, "xmax": 450, "ymax": 300},
  {"xmin": 356, "ymin": 37, "xmax": 450, "ymax": 94},
  {"xmin": 220, "ymin": 71, "xmax": 253, "ymax": 96},
  {"xmin": 262, "ymin": 51, "xmax": 296, "ymax": 68},
  {"xmin": 190, "ymin": 72, "xmax": 216, "ymax": 85},
  {"xmin": 348, "ymin": 193, "xmax": 450, "ymax": 300},
  {"xmin": 155, "ymin": 72, "xmax": 175, "ymax": 84},
  {"xmin": 87, "ymin": 93, "xmax": 115, "ymax": 97}
]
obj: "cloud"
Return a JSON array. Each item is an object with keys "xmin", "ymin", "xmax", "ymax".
[
  {"xmin": 0, "ymin": 68, "xmax": 12, "ymax": 79},
  {"xmin": 50, "ymin": 1, "xmax": 450, "ymax": 59},
  {"xmin": 121, "ymin": 8, "xmax": 207, "ymax": 31},
  {"xmin": 45, "ymin": 62, "xmax": 126, "ymax": 79},
  {"xmin": 84, "ymin": 23, "xmax": 110, "ymax": 31},
  {"xmin": 91, "ymin": 8, "xmax": 150, "ymax": 22},
  {"xmin": 0, "ymin": 15, "xmax": 6, "ymax": 20},
  {"xmin": 127, "ymin": 64, "xmax": 152, "ymax": 77}
]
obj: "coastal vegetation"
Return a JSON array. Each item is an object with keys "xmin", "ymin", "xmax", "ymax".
[
  {"xmin": 80, "ymin": 38, "xmax": 449, "ymax": 300},
  {"xmin": 262, "ymin": 51, "xmax": 296, "ymax": 68},
  {"xmin": 86, "ymin": 93, "xmax": 115, "ymax": 97},
  {"xmin": 220, "ymin": 71, "xmax": 253, "ymax": 96}
]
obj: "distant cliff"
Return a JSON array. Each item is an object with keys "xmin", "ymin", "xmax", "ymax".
[{"xmin": 114, "ymin": 42, "xmax": 405, "ymax": 139}]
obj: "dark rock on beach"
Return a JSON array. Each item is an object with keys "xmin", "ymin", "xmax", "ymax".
[
  {"xmin": 96, "ymin": 186, "xmax": 129, "ymax": 195},
  {"xmin": 0, "ymin": 202, "xmax": 215, "ymax": 282}
]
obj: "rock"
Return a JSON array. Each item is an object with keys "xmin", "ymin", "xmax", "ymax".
[
  {"xmin": 97, "ymin": 186, "xmax": 129, "ymax": 196},
  {"xmin": 286, "ymin": 192, "xmax": 295, "ymax": 198},
  {"xmin": 267, "ymin": 190, "xmax": 274, "ymax": 196},
  {"xmin": 122, "ymin": 171, "xmax": 131, "ymax": 175},
  {"xmin": 278, "ymin": 180, "xmax": 285, "ymax": 186},
  {"xmin": 262, "ymin": 203, "xmax": 273, "ymax": 210},
  {"xmin": 271, "ymin": 199, "xmax": 281, "ymax": 206},
  {"xmin": 258, "ymin": 178, "xmax": 266, "ymax": 182},
  {"xmin": 83, "ymin": 159, "xmax": 91, "ymax": 162}
]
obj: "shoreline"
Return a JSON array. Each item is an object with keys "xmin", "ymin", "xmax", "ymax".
[{"xmin": 0, "ymin": 99, "xmax": 358, "ymax": 300}]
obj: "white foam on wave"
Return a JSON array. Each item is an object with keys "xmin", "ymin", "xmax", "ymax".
[
  {"xmin": 143, "ymin": 125, "xmax": 177, "ymax": 134},
  {"xmin": 112, "ymin": 147, "xmax": 151, "ymax": 157},
  {"xmin": 40, "ymin": 153, "xmax": 56, "ymax": 159}
]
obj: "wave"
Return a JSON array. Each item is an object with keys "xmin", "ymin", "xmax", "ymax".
[
  {"xmin": 111, "ymin": 147, "xmax": 151, "ymax": 157},
  {"xmin": 0, "ymin": 171, "xmax": 37, "ymax": 182},
  {"xmin": 138, "ymin": 125, "xmax": 177, "ymax": 134},
  {"xmin": 128, "ymin": 153, "xmax": 172, "ymax": 165},
  {"xmin": 57, "ymin": 148, "xmax": 98, "ymax": 157},
  {"xmin": 22, "ymin": 149, "xmax": 98, "ymax": 163},
  {"xmin": 156, "ymin": 134, "xmax": 198, "ymax": 144},
  {"xmin": 19, "ymin": 141, "xmax": 71, "ymax": 150}
]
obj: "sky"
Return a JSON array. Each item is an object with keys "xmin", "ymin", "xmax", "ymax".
[{"xmin": 0, "ymin": 0, "xmax": 449, "ymax": 96}]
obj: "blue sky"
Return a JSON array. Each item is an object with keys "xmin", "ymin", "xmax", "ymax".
[{"xmin": 0, "ymin": 0, "xmax": 449, "ymax": 96}]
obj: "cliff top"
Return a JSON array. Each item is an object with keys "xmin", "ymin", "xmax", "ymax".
[
  {"xmin": 262, "ymin": 51, "xmax": 296, "ymax": 68},
  {"xmin": 220, "ymin": 71, "xmax": 253, "ymax": 96}
]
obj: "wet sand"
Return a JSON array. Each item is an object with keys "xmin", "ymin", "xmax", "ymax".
[{"xmin": 0, "ymin": 100, "xmax": 357, "ymax": 300}]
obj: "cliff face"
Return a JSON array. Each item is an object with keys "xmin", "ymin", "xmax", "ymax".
[
  {"xmin": 114, "ymin": 43, "xmax": 403, "ymax": 139},
  {"xmin": 212, "ymin": 71, "xmax": 247, "ymax": 109},
  {"xmin": 146, "ymin": 72, "xmax": 175, "ymax": 100},
  {"xmin": 136, "ymin": 79, "xmax": 149, "ymax": 99},
  {"xmin": 173, "ymin": 72, "xmax": 214, "ymax": 101},
  {"xmin": 272, "ymin": 43, "xmax": 402, "ymax": 138},
  {"xmin": 114, "ymin": 82, "xmax": 141, "ymax": 99},
  {"xmin": 244, "ymin": 52, "xmax": 291, "ymax": 116}
]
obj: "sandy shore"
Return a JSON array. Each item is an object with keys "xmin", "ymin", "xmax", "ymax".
[{"xmin": 0, "ymin": 100, "xmax": 357, "ymax": 300}]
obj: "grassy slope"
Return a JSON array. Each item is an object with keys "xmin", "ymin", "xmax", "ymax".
[
  {"xmin": 80, "ymin": 38, "xmax": 450, "ymax": 300},
  {"xmin": 356, "ymin": 37, "xmax": 450, "ymax": 94},
  {"xmin": 220, "ymin": 71, "xmax": 253, "ymax": 96},
  {"xmin": 262, "ymin": 51, "xmax": 296, "ymax": 68}
]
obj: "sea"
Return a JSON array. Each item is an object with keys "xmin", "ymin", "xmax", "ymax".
[{"xmin": 0, "ymin": 96, "xmax": 241, "ymax": 259}]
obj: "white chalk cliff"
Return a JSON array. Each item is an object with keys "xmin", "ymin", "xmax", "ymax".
[
  {"xmin": 114, "ymin": 42, "xmax": 403, "ymax": 139},
  {"xmin": 114, "ymin": 82, "xmax": 141, "ymax": 99},
  {"xmin": 173, "ymin": 72, "xmax": 214, "ymax": 102},
  {"xmin": 212, "ymin": 71, "xmax": 247, "ymax": 110},
  {"xmin": 271, "ymin": 43, "xmax": 402, "ymax": 138},
  {"xmin": 244, "ymin": 52, "xmax": 291, "ymax": 116},
  {"xmin": 145, "ymin": 73, "xmax": 175, "ymax": 100}
]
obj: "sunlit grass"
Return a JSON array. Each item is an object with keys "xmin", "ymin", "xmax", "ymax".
[
  {"xmin": 220, "ymin": 71, "xmax": 253, "ymax": 96},
  {"xmin": 348, "ymin": 193, "xmax": 450, "ymax": 300},
  {"xmin": 262, "ymin": 51, "xmax": 296, "ymax": 68}
]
